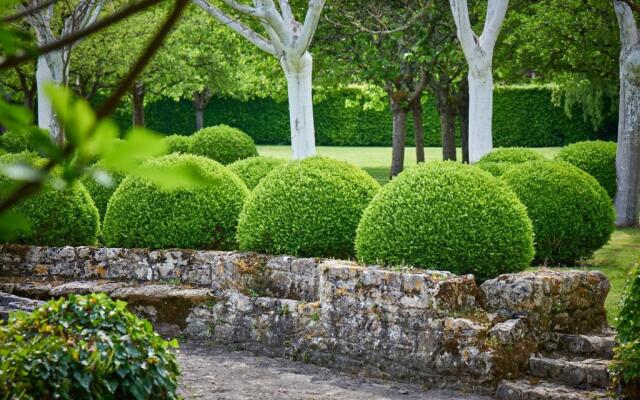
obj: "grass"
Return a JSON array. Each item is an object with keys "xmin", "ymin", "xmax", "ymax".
[
  {"xmin": 258, "ymin": 144, "xmax": 640, "ymax": 324},
  {"xmin": 257, "ymin": 145, "xmax": 561, "ymax": 184}
]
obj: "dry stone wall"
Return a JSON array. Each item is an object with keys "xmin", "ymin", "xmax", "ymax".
[{"xmin": 0, "ymin": 244, "xmax": 611, "ymax": 392}]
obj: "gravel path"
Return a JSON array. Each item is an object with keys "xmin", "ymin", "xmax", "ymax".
[{"xmin": 177, "ymin": 342, "xmax": 493, "ymax": 400}]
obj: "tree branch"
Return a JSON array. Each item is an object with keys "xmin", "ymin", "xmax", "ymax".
[
  {"xmin": 192, "ymin": 0, "xmax": 277, "ymax": 55},
  {"xmin": 448, "ymin": 0, "xmax": 477, "ymax": 57},
  {"xmin": 1, "ymin": 0, "xmax": 56, "ymax": 24},
  {"xmin": 221, "ymin": 0, "xmax": 265, "ymax": 17},
  {"xmin": 0, "ymin": 0, "xmax": 189, "ymax": 215},
  {"xmin": 479, "ymin": 0, "xmax": 508, "ymax": 53},
  {"xmin": 1, "ymin": 0, "xmax": 164, "ymax": 70},
  {"xmin": 295, "ymin": 0, "xmax": 326, "ymax": 55}
]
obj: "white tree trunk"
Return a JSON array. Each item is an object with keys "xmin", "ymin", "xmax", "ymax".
[
  {"xmin": 449, "ymin": 0, "xmax": 508, "ymax": 163},
  {"xmin": 192, "ymin": 0, "xmax": 325, "ymax": 160},
  {"xmin": 614, "ymin": 0, "xmax": 640, "ymax": 227},
  {"xmin": 282, "ymin": 52, "xmax": 316, "ymax": 159},
  {"xmin": 36, "ymin": 51, "xmax": 65, "ymax": 144},
  {"xmin": 468, "ymin": 69, "xmax": 493, "ymax": 163}
]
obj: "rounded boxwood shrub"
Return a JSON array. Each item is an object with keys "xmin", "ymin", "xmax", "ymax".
[
  {"xmin": 0, "ymin": 129, "xmax": 48, "ymax": 153},
  {"xmin": 555, "ymin": 140, "xmax": 617, "ymax": 198},
  {"xmin": 501, "ymin": 160, "xmax": 615, "ymax": 264},
  {"xmin": 164, "ymin": 134, "xmax": 192, "ymax": 154},
  {"xmin": 228, "ymin": 156, "xmax": 286, "ymax": 190},
  {"xmin": 237, "ymin": 156, "xmax": 380, "ymax": 258},
  {"xmin": 355, "ymin": 161, "xmax": 534, "ymax": 281},
  {"xmin": 0, "ymin": 152, "xmax": 100, "ymax": 246},
  {"xmin": 0, "ymin": 293, "xmax": 180, "ymax": 399},
  {"xmin": 611, "ymin": 264, "xmax": 640, "ymax": 399},
  {"xmin": 103, "ymin": 153, "xmax": 249, "ymax": 249},
  {"xmin": 475, "ymin": 161, "xmax": 514, "ymax": 177},
  {"xmin": 80, "ymin": 161, "xmax": 126, "ymax": 220},
  {"xmin": 190, "ymin": 125, "xmax": 258, "ymax": 165},
  {"xmin": 479, "ymin": 147, "xmax": 545, "ymax": 164}
]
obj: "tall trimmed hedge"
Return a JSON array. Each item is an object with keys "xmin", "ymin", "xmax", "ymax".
[{"xmin": 114, "ymin": 86, "xmax": 613, "ymax": 147}]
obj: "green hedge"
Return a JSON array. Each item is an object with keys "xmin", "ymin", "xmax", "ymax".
[{"xmin": 114, "ymin": 86, "xmax": 613, "ymax": 147}]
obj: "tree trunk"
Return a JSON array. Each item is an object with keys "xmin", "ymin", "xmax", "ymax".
[
  {"xmin": 412, "ymin": 100, "xmax": 425, "ymax": 163},
  {"xmin": 132, "ymin": 82, "xmax": 145, "ymax": 128},
  {"xmin": 36, "ymin": 50, "xmax": 65, "ymax": 146},
  {"xmin": 614, "ymin": 0, "xmax": 640, "ymax": 227},
  {"xmin": 467, "ymin": 69, "xmax": 493, "ymax": 163},
  {"xmin": 193, "ymin": 88, "xmax": 212, "ymax": 131},
  {"xmin": 459, "ymin": 78, "xmax": 470, "ymax": 163},
  {"xmin": 439, "ymin": 107, "xmax": 457, "ymax": 161},
  {"xmin": 281, "ymin": 52, "xmax": 316, "ymax": 160},
  {"xmin": 390, "ymin": 99, "xmax": 408, "ymax": 178}
]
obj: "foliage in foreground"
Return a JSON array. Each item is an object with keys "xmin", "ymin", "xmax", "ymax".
[
  {"xmin": 103, "ymin": 153, "xmax": 249, "ymax": 249},
  {"xmin": 237, "ymin": 156, "xmax": 380, "ymax": 258},
  {"xmin": 555, "ymin": 140, "xmax": 617, "ymax": 199},
  {"xmin": 0, "ymin": 152, "xmax": 100, "ymax": 246},
  {"xmin": 228, "ymin": 156, "xmax": 286, "ymax": 189},
  {"xmin": 501, "ymin": 160, "xmax": 615, "ymax": 264},
  {"xmin": 611, "ymin": 264, "xmax": 640, "ymax": 399},
  {"xmin": 190, "ymin": 124, "xmax": 258, "ymax": 165},
  {"xmin": 355, "ymin": 161, "xmax": 534, "ymax": 281},
  {"xmin": 0, "ymin": 293, "xmax": 180, "ymax": 400}
]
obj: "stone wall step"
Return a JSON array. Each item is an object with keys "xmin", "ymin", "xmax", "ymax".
[
  {"xmin": 495, "ymin": 379, "xmax": 612, "ymax": 400},
  {"xmin": 552, "ymin": 333, "xmax": 616, "ymax": 359},
  {"xmin": 528, "ymin": 355, "xmax": 610, "ymax": 389}
]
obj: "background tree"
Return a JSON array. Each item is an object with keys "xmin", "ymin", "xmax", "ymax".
[
  {"xmin": 23, "ymin": 0, "xmax": 106, "ymax": 145},
  {"xmin": 449, "ymin": 0, "xmax": 508, "ymax": 162},
  {"xmin": 192, "ymin": 0, "xmax": 326, "ymax": 160},
  {"xmin": 613, "ymin": 0, "xmax": 640, "ymax": 227}
]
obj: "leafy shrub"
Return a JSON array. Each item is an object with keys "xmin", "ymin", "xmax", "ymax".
[
  {"xmin": 501, "ymin": 161, "xmax": 615, "ymax": 264},
  {"xmin": 237, "ymin": 156, "xmax": 380, "ymax": 258},
  {"xmin": 80, "ymin": 161, "xmax": 126, "ymax": 220},
  {"xmin": 228, "ymin": 156, "xmax": 286, "ymax": 190},
  {"xmin": 190, "ymin": 125, "xmax": 258, "ymax": 165},
  {"xmin": 0, "ymin": 129, "xmax": 49, "ymax": 153},
  {"xmin": 475, "ymin": 161, "xmax": 515, "ymax": 177},
  {"xmin": 355, "ymin": 161, "xmax": 534, "ymax": 281},
  {"xmin": 555, "ymin": 140, "xmax": 617, "ymax": 198},
  {"xmin": 164, "ymin": 134, "xmax": 192, "ymax": 154},
  {"xmin": 479, "ymin": 147, "xmax": 545, "ymax": 164},
  {"xmin": 0, "ymin": 293, "xmax": 180, "ymax": 399},
  {"xmin": 0, "ymin": 152, "xmax": 100, "ymax": 246},
  {"xmin": 103, "ymin": 153, "xmax": 249, "ymax": 249},
  {"xmin": 611, "ymin": 264, "xmax": 640, "ymax": 399}
]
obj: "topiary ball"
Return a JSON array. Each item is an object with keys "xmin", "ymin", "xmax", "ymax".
[
  {"xmin": 0, "ymin": 152, "xmax": 100, "ymax": 246},
  {"xmin": 501, "ymin": 160, "xmax": 615, "ymax": 264},
  {"xmin": 479, "ymin": 147, "xmax": 545, "ymax": 164},
  {"xmin": 164, "ymin": 134, "xmax": 193, "ymax": 154},
  {"xmin": 555, "ymin": 140, "xmax": 617, "ymax": 198},
  {"xmin": 103, "ymin": 154, "xmax": 249, "ymax": 249},
  {"xmin": 80, "ymin": 161, "xmax": 126, "ymax": 220},
  {"xmin": 355, "ymin": 161, "xmax": 534, "ymax": 281},
  {"xmin": 0, "ymin": 293, "xmax": 180, "ymax": 399},
  {"xmin": 237, "ymin": 156, "xmax": 380, "ymax": 258},
  {"xmin": 0, "ymin": 129, "xmax": 49, "ymax": 154},
  {"xmin": 475, "ymin": 161, "xmax": 514, "ymax": 177},
  {"xmin": 228, "ymin": 156, "xmax": 286, "ymax": 190},
  {"xmin": 190, "ymin": 125, "xmax": 258, "ymax": 165}
]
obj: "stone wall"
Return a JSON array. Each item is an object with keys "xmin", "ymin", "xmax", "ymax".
[{"xmin": 0, "ymin": 244, "xmax": 610, "ymax": 392}]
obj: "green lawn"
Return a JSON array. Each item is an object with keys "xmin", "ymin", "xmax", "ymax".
[
  {"xmin": 258, "ymin": 145, "xmax": 561, "ymax": 184},
  {"xmin": 257, "ymin": 145, "xmax": 639, "ymax": 324}
]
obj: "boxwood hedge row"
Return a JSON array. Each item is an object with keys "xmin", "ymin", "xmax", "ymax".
[{"xmin": 113, "ymin": 86, "xmax": 613, "ymax": 147}]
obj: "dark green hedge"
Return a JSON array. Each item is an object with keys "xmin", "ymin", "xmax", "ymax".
[{"xmin": 114, "ymin": 86, "xmax": 613, "ymax": 147}]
